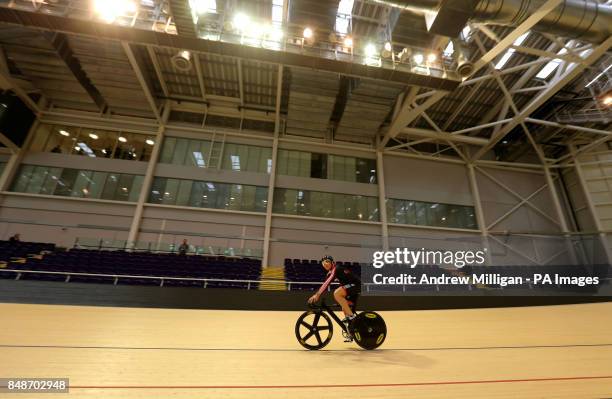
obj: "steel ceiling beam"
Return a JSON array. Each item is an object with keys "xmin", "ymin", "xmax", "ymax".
[
  {"xmin": 0, "ymin": 46, "xmax": 40, "ymax": 114},
  {"xmin": 46, "ymin": 32, "xmax": 108, "ymax": 113},
  {"xmin": 146, "ymin": 46, "xmax": 169, "ymax": 97},
  {"xmin": 527, "ymin": 118, "xmax": 612, "ymax": 137},
  {"xmin": 476, "ymin": 41, "xmax": 562, "ymax": 128},
  {"xmin": 121, "ymin": 42, "xmax": 161, "ymax": 121},
  {"xmin": 0, "ymin": 131, "xmax": 18, "ymax": 152},
  {"xmin": 472, "ymin": 36, "xmax": 612, "ymax": 161},
  {"xmin": 237, "ymin": 59, "xmax": 244, "ymax": 107},
  {"xmin": 468, "ymin": 0, "xmax": 564, "ymax": 77},
  {"xmin": 379, "ymin": 90, "xmax": 447, "ymax": 148},
  {"xmin": 402, "ymin": 127, "xmax": 489, "ymax": 145},
  {"xmin": 474, "ymin": 34, "xmax": 548, "ymax": 164},
  {"xmin": 193, "ymin": 53, "xmax": 207, "ymax": 101}
]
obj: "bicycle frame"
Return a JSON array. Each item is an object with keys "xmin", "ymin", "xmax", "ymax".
[{"xmin": 310, "ymin": 299, "xmax": 352, "ymax": 334}]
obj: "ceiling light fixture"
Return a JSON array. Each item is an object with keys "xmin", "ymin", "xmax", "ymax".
[{"xmin": 303, "ymin": 27, "xmax": 313, "ymax": 39}]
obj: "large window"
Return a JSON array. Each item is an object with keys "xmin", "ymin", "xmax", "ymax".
[
  {"xmin": 387, "ymin": 198, "xmax": 477, "ymax": 229},
  {"xmin": 273, "ymin": 188, "xmax": 379, "ymax": 221},
  {"xmin": 11, "ymin": 165, "xmax": 143, "ymax": 202},
  {"xmin": 160, "ymin": 137, "xmax": 272, "ymax": 174},
  {"xmin": 329, "ymin": 154, "xmax": 376, "ymax": 183},
  {"xmin": 30, "ymin": 124, "xmax": 156, "ymax": 161},
  {"xmin": 149, "ymin": 177, "xmax": 268, "ymax": 213},
  {"xmin": 0, "ymin": 162, "xmax": 6, "ymax": 177},
  {"xmin": 277, "ymin": 149, "xmax": 376, "ymax": 184}
]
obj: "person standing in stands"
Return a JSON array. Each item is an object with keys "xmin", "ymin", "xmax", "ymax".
[
  {"xmin": 8, "ymin": 234, "xmax": 20, "ymax": 243},
  {"xmin": 178, "ymin": 239, "xmax": 189, "ymax": 255}
]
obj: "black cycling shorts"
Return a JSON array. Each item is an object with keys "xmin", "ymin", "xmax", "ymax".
[{"xmin": 341, "ymin": 284, "xmax": 360, "ymax": 309}]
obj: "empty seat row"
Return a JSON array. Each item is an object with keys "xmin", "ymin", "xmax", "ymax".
[{"xmin": 2, "ymin": 247, "xmax": 262, "ymax": 289}]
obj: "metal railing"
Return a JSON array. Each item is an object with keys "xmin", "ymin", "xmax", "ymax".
[
  {"xmin": 0, "ymin": 268, "xmax": 326, "ymax": 291},
  {"xmin": 74, "ymin": 238, "xmax": 263, "ymax": 259},
  {"xmin": 1, "ymin": 0, "xmax": 460, "ymax": 82}
]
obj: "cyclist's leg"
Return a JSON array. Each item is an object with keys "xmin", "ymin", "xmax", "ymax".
[
  {"xmin": 348, "ymin": 292, "xmax": 359, "ymax": 313},
  {"xmin": 333, "ymin": 286, "xmax": 354, "ymax": 317}
]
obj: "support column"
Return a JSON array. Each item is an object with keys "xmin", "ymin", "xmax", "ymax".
[
  {"xmin": 569, "ymin": 145, "xmax": 612, "ymax": 265},
  {"xmin": 0, "ymin": 118, "xmax": 40, "ymax": 193},
  {"xmin": 543, "ymin": 165, "xmax": 569, "ymax": 233},
  {"xmin": 376, "ymin": 147, "xmax": 389, "ymax": 251},
  {"xmin": 261, "ymin": 66, "xmax": 283, "ymax": 268},
  {"xmin": 467, "ymin": 164, "xmax": 492, "ymax": 265},
  {"xmin": 543, "ymin": 164, "xmax": 580, "ymax": 265},
  {"xmin": 126, "ymin": 103, "xmax": 171, "ymax": 247}
]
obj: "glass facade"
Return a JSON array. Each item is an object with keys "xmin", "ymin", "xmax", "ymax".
[
  {"xmin": 273, "ymin": 188, "xmax": 379, "ymax": 221},
  {"xmin": 387, "ymin": 198, "xmax": 477, "ymax": 229},
  {"xmin": 149, "ymin": 177, "xmax": 268, "ymax": 213},
  {"xmin": 11, "ymin": 165, "xmax": 143, "ymax": 202},
  {"xmin": 31, "ymin": 123, "xmax": 156, "ymax": 161},
  {"xmin": 15, "ymin": 123, "xmax": 479, "ymax": 229},
  {"xmin": 277, "ymin": 149, "xmax": 377, "ymax": 183},
  {"xmin": 159, "ymin": 137, "xmax": 272, "ymax": 174}
]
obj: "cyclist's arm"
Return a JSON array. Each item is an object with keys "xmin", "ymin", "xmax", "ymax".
[{"xmin": 316, "ymin": 269, "xmax": 336, "ymax": 297}]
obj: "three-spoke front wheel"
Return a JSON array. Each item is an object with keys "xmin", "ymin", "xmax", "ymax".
[{"xmin": 295, "ymin": 310, "xmax": 333, "ymax": 350}]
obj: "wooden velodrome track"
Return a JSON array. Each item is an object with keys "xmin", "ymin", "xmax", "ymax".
[{"xmin": 0, "ymin": 302, "xmax": 611, "ymax": 398}]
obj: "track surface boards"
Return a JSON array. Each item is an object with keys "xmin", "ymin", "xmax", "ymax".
[{"xmin": 1, "ymin": 302, "xmax": 611, "ymax": 398}]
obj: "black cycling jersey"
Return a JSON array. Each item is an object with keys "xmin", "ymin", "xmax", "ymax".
[
  {"xmin": 317, "ymin": 264, "xmax": 361, "ymax": 297},
  {"xmin": 334, "ymin": 265, "xmax": 361, "ymax": 287}
]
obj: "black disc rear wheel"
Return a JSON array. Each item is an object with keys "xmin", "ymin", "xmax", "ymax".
[
  {"xmin": 349, "ymin": 311, "xmax": 387, "ymax": 350},
  {"xmin": 295, "ymin": 310, "xmax": 333, "ymax": 350}
]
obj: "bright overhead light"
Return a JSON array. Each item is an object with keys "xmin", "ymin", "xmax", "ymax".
[
  {"xmin": 413, "ymin": 53, "xmax": 424, "ymax": 64},
  {"xmin": 179, "ymin": 50, "xmax": 191, "ymax": 61},
  {"xmin": 343, "ymin": 36, "xmax": 353, "ymax": 48},
  {"xmin": 118, "ymin": 136, "xmax": 127, "ymax": 143},
  {"xmin": 191, "ymin": 0, "xmax": 217, "ymax": 14},
  {"xmin": 59, "ymin": 130, "xmax": 70, "ymax": 137},
  {"xmin": 335, "ymin": 0, "xmax": 354, "ymax": 34},
  {"xmin": 77, "ymin": 142, "xmax": 95, "ymax": 157},
  {"xmin": 266, "ymin": 25, "xmax": 284, "ymax": 41},
  {"xmin": 384, "ymin": 42, "xmax": 392, "ymax": 52},
  {"xmin": 443, "ymin": 40, "xmax": 454, "ymax": 56},
  {"xmin": 535, "ymin": 60, "xmax": 559, "ymax": 79},
  {"xmin": 303, "ymin": 27, "xmax": 313, "ymax": 39},
  {"xmin": 494, "ymin": 51, "xmax": 513, "ymax": 70},
  {"xmin": 146, "ymin": 139, "xmax": 155, "ymax": 145},
  {"xmin": 125, "ymin": 2, "xmax": 137, "ymax": 13},
  {"xmin": 427, "ymin": 52, "xmax": 437, "ymax": 63},
  {"xmin": 89, "ymin": 133, "xmax": 98, "ymax": 140},
  {"xmin": 586, "ymin": 64, "xmax": 612, "ymax": 88},
  {"xmin": 513, "ymin": 31, "xmax": 530, "ymax": 46},
  {"xmin": 603, "ymin": 95, "xmax": 612, "ymax": 106},
  {"xmin": 494, "ymin": 32, "xmax": 530, "ymax": 70},
  {"xmin": 233, "ymin": 13, "xmax": 250, "ymax": 30},
  {"xmin": 535, "ymin": 47, "xmax": 568, "ymax": 79},
  {"xmin": 272, "ymin": 0, "xmax": 283, "ymax": 24},
  {"xmin": 364, "ymin": 43, "xmax": 377, "ymax": 57},
  {"xmin": 244, "ymin": 23, "xmax": 266, "ymax": 39},
  {"xmin": 94, "ymin": 0, "xmax": 137, "ymax": 23}
]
